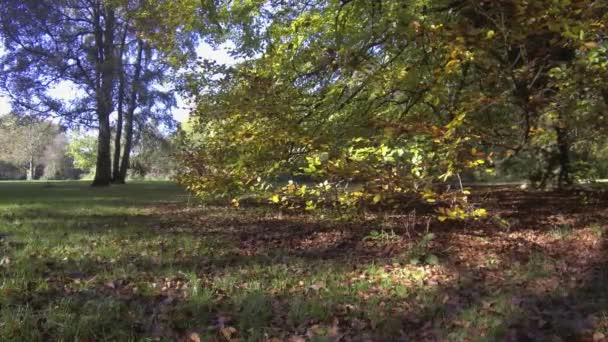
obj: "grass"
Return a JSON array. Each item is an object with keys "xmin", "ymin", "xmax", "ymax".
[
  {"xmin": 549, "ymin": 223, "xmax": 574, "ymax": 239},
  {"xmin": 1, "ymin": 181, "xmax": 608, "ymax": 340}
]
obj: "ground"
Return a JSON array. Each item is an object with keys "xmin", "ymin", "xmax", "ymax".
[{"xmin": 1, "ymin": 181, "xmax": 608, "ymax": 341}]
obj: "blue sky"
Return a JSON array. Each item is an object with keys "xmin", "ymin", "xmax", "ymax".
[{"xmin": 0, "ymin": 43, "xmax": 235, "ymax": 123}]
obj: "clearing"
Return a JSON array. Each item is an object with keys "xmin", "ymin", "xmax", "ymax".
[{"xmin": 1, "ymin": 181, "xmax": 608, "ymax": 341}]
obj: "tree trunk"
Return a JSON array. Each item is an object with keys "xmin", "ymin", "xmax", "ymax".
[
  {"xmin": 112, "ymin": 24, "xmax": 129, "ymax": 182},
  {"xmin": 555, "ymin": 125, "xmax": 571, "ymax": 188},
  {"xmin": 117, "ymin": 39, "xmax": 144, "ymax": 184},
  {"xmin": 92, "ymin": 5, "xmax": 116, "ymax": 187},
  {"xmin": 93, "ymin": 114, "xmax": 113, "ymax": 186},
  {"xmin": 112, "ymin": 82, "xmax": 124, "ymax": 182},
  {"xmin": 27, "ymin": 156, "xmax": 34, "ymax": 180}
]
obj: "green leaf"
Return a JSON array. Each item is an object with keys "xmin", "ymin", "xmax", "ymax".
[
  {"xmin": 423, "ymin": 233, "xmax": 435, "ymax": 241},
  {"xmin": 425, "ymin": 254, "xmax": 439, "ymax": 265}
]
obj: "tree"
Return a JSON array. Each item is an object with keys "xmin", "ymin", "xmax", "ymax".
[
  {"xmin": 435, "ymin": 0, "xmax": 608, "ymax": 188},
  {"xmin": 178, "ymin": 1, "xmax": 484, "ymax": 212},
  {"xmin": 0, "ymin": 161, "xmax": 22, "ymax": 180},
  {"xmin": 110, "ymin": 1, "xmax": 183, "ymax": 184},
  {"xmin": 129, "ymin": 124, "xmax": 176, "ymax": 179},
  {"xmin": 0, "ymin": 0, "xmax": 182, "ymax": 186},
  {"xmin": 42, "ymin": 133, "xmax": 80, "ymax": 180},
  {"xmin": 0, "ymin": 0, "xmax": 118, "ymax": 185},
  {"xmin": 66, "ymin": 133, "xmax": 98, "ymax": 175},
  {"xmin": 0, "ymin": 114, "xmax": 61, "ymax": 180},
  {"xmin": 114, "ymin": 38, "xmax": 145, "ymax": 183},
  {"xmin": 176, "ymin": 0, "xmax": 607, "ymax": 216}
]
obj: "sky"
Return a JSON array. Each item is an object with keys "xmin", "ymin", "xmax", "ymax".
[{"xmin": 0, "ymin": 43, "xmax": 236, "ymax": 123}]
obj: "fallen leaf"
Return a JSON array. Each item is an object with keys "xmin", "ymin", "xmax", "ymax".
[
  {"xmin": 307, "ymin": 324, "xmax": 323, "ymax": 337},
  {"xmin": 309, "ymin": 282, "xmax": 325, "ymax": 291},
  {"xmin": 286, "ymin": 336, "xmax": 306, "ymax": 342},
  {"xmin": 593, "ymin": 332, "xmax": 606, "ymax": 341},
  {"xmin": 329, "ymin": 317, "xmax": 340, "ymax": 337},
  {"xmin": 351, "ymin": 318, "xmax": 368, "ymax": 330},
  {"xmin": 220, "ymin": 326, "xmax": 237, "ymax": 340},
  {"xmin": 187, "ymin": 332, "xmax": 201, "ymax": 342},
  {"xmin": 0, "ymin": 256, "xmax": 10, "ymax": 266}
]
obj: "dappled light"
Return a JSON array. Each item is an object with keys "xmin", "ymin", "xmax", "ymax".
[
  {"xmin": 1, "ymin": 183, "xmax": 608, "ymax": 340},
  {"xmin": 1, "ymin": 0, "xmax": 607, "ymax": 340}
]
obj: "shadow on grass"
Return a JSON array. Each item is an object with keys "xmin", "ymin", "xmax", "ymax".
[
  {"xmin": 4, "ymin": 226, "xmax": 608, "ymax": 341},
  {"xmin": 490, "ymin": 241, "xmax": 608, "ymax": 341},
  {"xmin": 3, "ymin": 183, "xmax": 608, "ymax": 340}
]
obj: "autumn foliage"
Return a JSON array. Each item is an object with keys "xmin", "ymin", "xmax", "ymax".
[{"xmin": 177, "ymin": 0, "xmax": 608, "ymax": 219}]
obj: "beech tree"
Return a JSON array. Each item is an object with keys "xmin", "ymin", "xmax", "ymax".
[{"xmin": 175, "ymin": 0, "xmax": 607, "ymax": 217}]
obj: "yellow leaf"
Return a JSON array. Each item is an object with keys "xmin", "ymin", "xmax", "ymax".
[
  {"xmin": 446, "ymin": 59, "xmax": 460, "ymax": 69},
  {"xmin": 473, "ymin": 208, "xmax": 488, "ymax": 217},
  {"xmin": 373, "ymin": 194, "xmax": 382, "ymax": 204},
  {"xmin": 271, "ymin": 195, "xmax": 280, "ymax": 203},
  {"xmin": 584, "ymin": 41, "xmax": 599, "ymax": 49}
]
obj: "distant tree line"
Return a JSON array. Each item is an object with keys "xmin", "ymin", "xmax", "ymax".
[
  {"xmin": 0, "ymin": 114, "xmax": 176, "ymax": 181},
  {"xmin": 0, "ymin": 114, "xmax": 80, "ymax": 180}
]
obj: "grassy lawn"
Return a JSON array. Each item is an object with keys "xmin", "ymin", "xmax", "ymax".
[{"xmin": 1, "ymin": 182, "xmax": 608, "ymax": 341}]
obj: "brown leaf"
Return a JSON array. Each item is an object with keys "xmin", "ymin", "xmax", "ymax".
[
  {"xmin": 329, "ymin": 317, "xmax": 340, "ymax": 337},
  {"xmin": 220, "ymin": 326, "xmax": 237, "ymax": 340},
  {"xmin": 351, "ymin": 318, "xmax": 368, "ymax": 330},
  {"xmin": 441, "ymin": 294, "xmax": 450, "ymax": 304},
  {"xmin": 593, "ymin": 332, "xmax": 606, "ymax": 342},
  {"xmin": 187, "ymin": 332, "xmax": 201, "ymax": 342},
  {"xmin": 309, "ymin": 282, "xmax": 325, "ymax": 291},
  {"xmin": 286, "ymin": 336, "xmax": 306, "ymax": 342},
  {"xmin": 307, "ymin": 324, "xmax": 322, "ymax": 337}
]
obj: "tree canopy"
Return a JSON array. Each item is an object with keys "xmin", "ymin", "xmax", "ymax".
[
  {"xmin": 173, "ymin": 0, "xmax": 608, "ymax": 218},
  {"xmin": 0, "ymin": 0, "xmax": 607, "ymax": 201},
  {"xmin": 0, "ymin": 0, "xmax": 182, "ymax": 185}
]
